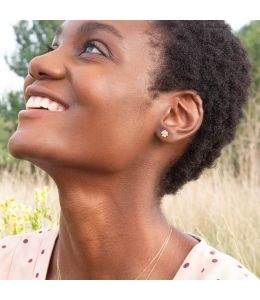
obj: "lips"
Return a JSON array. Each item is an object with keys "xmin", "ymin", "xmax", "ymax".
[{"xmin": 25, "ymin": 85, "xmax": 69, "ymax": 110}]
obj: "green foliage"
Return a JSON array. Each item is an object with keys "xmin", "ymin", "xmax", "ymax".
[
  {"xmin": 5, "ymin": 20, "xmax": 63, "ymax": 78},
  {"xmin": 237, "ymin": 21, "xmax": 260, "ymax": 98},
  {"xmin": 0, "ymin": 91, "xmax": 24, "ymax": 134},
  {"xmin": 0, "ymin": 146, "xmax": 14, "ymax": 166},
  {"xmin": 0, "ymin": 117, "xmax": 9, "ymax": 144},
  {"xmin": 0, "ymin": 186, "xmax": 59, "ymax": 238},
  {"xmin": 0, "ymin": 92, "xmax": 25, "ymax": 166},
  {"xmin": 0, "ymin": 115, "xmax": 13, "ymax": 165}
]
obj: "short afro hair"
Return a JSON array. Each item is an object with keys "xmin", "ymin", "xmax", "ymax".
[{"xmin": 147, "ymin": 21, "xmax": 251, "ymax": 198}]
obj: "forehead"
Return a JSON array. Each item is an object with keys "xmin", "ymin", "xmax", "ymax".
[{"xmin": 56, "ymin": 20, "xmax": 153, "ymax": 40}]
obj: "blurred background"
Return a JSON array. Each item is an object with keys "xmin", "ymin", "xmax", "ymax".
[{"xmin": 0, "ymin": 20, "xmax": 259, "ymax": 277}]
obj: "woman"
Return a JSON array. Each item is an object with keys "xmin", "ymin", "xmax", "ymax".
[{"xmin": 0, "ymin": 20, "xmax": 258, "ymax": 280}]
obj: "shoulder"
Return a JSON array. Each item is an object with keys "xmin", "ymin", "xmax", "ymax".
[
  {"xmin": 0, "ymin": 227, "xmax": 59, "ymax": 280},
  {"xmin": 174, "ymin": 232, "xmax": 259, "ymax": 280}
]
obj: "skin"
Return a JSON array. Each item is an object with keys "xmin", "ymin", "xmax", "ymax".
[{"xmin": 8, "ymin": 20, "xmax": 204, "ymax": 280}]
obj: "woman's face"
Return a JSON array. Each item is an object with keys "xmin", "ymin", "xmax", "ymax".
[{"xmin": 8, "ymin": 21, "xmax": 160, "ymax": 172}]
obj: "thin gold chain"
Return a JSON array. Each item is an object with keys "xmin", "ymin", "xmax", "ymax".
[
  {"xmin": 134, "ymin": 224, "xmax": 172, "ymax": 280},
  {"xmin": 56, "ymin": 223, "xmax": 172, "ymax": 280},
  {"xmin": 57, "ymin": 238, "xmax": 61, "ymax": 280}
]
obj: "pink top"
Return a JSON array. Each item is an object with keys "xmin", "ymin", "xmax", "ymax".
[{"xmin": 0, "ymin": 226, "xmax": 258, "ymax": 280}]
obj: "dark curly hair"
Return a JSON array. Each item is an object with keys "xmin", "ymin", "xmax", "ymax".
[{"xmin": 146, "ymin": 21, "xmax": 251, "ymax": 198}]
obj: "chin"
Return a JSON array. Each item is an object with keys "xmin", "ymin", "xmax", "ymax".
[
  {"xmin": 7, "ymin": 129, "xmax": 68, "ymax": 175},
  {"xmin": 8, "ymin": 131, "xmax": 28, "ymax": 159},
  {"xmin": 8, "ymin": 129, "xmax": 49, "ymax": 162}
]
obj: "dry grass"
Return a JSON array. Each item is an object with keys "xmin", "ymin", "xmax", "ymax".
[{"xmin": 161, "ymin": 166, "xmax": 260, "ymax": 277}]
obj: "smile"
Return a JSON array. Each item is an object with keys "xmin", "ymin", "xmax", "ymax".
[{"xmin": 26, "ymin": 96, "xmax": 66, "ymax": 112}]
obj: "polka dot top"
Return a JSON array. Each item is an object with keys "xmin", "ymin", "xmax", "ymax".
[
  {"xmin": 0, "ymin": 227, "xmax": 258, "ymax": 280},
  {"xmin": 0, "ymin": 227, "xmax": 58, "ymax": 280}
]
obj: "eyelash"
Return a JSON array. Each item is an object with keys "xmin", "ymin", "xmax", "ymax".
[
  {"xmin": 46, "ymin": 45, "xmax": 55, "ymax": 52},
  {"xmin": 46, "ymin": 41, "xmax": 107, "ymax": 57},
  {"xmin": 82, "ymin": 40, "xmax": 106, "ymax": 56}
]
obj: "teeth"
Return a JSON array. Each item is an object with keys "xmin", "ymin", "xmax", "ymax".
[
  {"xmin": 48, "ymin": 101, "xmax": 59, "ymax": 111},
  {"xmin": 57, "ymin": 105, "xmax": 65, "ymax": 111},
  {"xmin": 26, "ymin": 96, "xmax": 66, "ymax": 111},
  {"xmin": 34, "ymin": 97, "xmax": 42, "ymax": 108}
]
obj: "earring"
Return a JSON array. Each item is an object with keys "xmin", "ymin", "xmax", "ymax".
[{"xmin": 160, "ymin": 129, "xmax": 169, "ymax": 138}]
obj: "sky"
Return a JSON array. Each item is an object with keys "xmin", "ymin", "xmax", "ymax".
[{"xmin": 0, "ymin": 19, "xmax": 252, "ymax": 97}]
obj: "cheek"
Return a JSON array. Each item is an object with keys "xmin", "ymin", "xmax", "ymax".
[
  {"xmin": 71, "ymin": 62, "xmax": 150, "ymax": 110},
  {"xmin": 59, "ymin": 104, "xmax": 145, "ymax": 172},
  {"xmin": 58, "ymin": 78, "xmax": 150, "ymax": 171}
]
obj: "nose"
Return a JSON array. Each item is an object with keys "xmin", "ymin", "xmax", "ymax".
[{"xmin": 28, "ymin": 51, "xmax": 66, "ymax": 80}]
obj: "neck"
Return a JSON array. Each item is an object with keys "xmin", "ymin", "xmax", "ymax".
[
  {"xmin": 43, "ymin": 164, "xmax": 197, "ymax": 280},
  {"xmin": 44, "ymin": 165, "xmax": 181, "ymax": 280},
  {"xmin": 57, "ymin": 205, "xmax": 171, "ymax": 280}
]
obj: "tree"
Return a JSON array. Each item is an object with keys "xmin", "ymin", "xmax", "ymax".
[
  {"xmin": 237, "ymin": 20, "xmax": 260, "ymax": 98},
  {"xmin": 0, "ymin": 91, "xmax": 25, "ymax": 134},
  {"xmin": 5, "ymin": 20, "xmax": 63, "ymax": 78}
]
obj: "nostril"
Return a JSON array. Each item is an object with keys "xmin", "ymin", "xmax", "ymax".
[
  {"xmin": 37, "ymin": 72, "xmax": 52, "ymax": 80},
  {"xmin": 28, "ymin": 71, "xmax": 48, "ymax": 79},
  {"xmin": 39, "ymin": 72, "xmax": 48, "ymax": 77}
]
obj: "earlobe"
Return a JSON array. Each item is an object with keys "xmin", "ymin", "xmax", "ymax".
[
  {"xmin": 160, "ymin": 129, "xmax": 169, "ymax": 138},
  {"xmin": 156, "ymin": 91, "xmax": 203, "ymax": 144}
]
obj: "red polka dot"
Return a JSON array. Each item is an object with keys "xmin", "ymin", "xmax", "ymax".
[
  {"xmin": 237, "ymin": 265, "xmax": 243, "ymax": 268},
  {"xmin": 28, "ymin": 259, "xmax": 33, "ymax": 263},
  {"xmin": 201, "ymin": 268, "xmax": 205, "ymax": 273},
  {"xmin": 212, "ymin": 259, "xmax": 218, "ymax": 263},
  {"xmin": 41, "ymin": 249, "xmax": 45, "ymax": 254},
  {"xmin": 23, "ymin": 239, "xmax": 28, "ymax": 244},
  {"xmin": 35, "ymin": 273, "xmax": 39, "ymax": 278},
  {"xmin": 210, "ymin": 250, "xmax": 216, "ymax": 255},
  {"xmin": 183, "ymin": 262, "xmax": 190, "ymax": 268},
  {"xmin": 1, "ymin": 245, "xmax": 6, "ymax": 248}
]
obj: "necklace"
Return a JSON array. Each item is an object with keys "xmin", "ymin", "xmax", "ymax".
[
  {"xmin": 134, "ymin": 224, "xmax": 172, "ymax": 280},
  {"xmin": 56, "ymin": 223, "xmax": 172, "ymax": 280}
]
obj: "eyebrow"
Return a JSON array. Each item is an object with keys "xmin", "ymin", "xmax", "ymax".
[{"xmin": 55, "ymin": 21, "xmax": 124, "ymax": 41}]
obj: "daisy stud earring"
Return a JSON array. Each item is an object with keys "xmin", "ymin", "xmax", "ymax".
[{"xmin": 160, "ymin": 129, "xmax": 169, "ymax": 138}]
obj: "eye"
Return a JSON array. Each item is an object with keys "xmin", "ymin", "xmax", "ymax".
[
  {"xmin": 45, "ymin": 41, "xmax": 109, "ymax": 57},
  {"xmin": 82, "ymin": 41, "xmax": 107, "ymax": 56}
]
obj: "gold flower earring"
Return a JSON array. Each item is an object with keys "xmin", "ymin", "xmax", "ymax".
[{"xmin": 160, "ymin": 129, "xmax": 169, "ymax": 138}]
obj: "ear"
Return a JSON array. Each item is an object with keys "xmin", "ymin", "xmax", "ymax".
[{"xmin": 156, "ymin": 90, "xmax": 204, "ymax": 144}]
